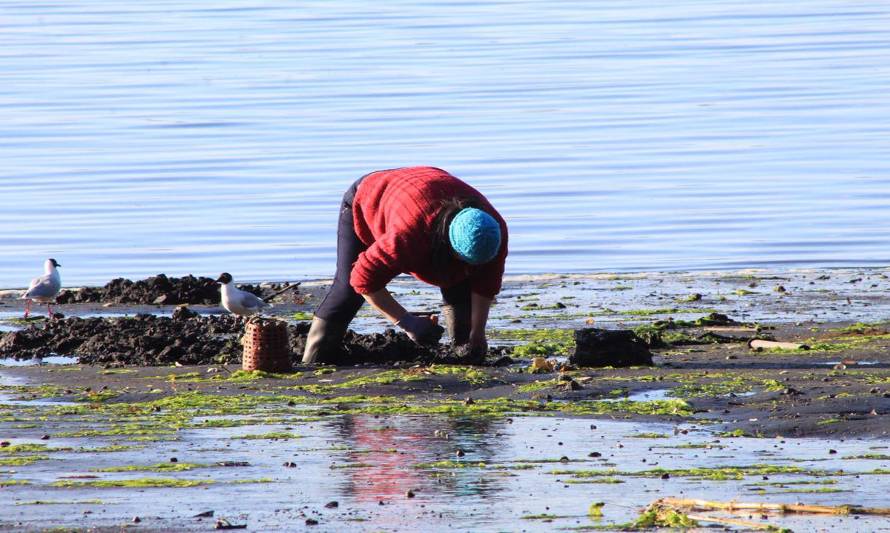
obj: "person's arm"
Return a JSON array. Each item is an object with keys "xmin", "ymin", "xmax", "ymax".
[
  {"xmin": 363, "ymin": 288, "xmax": 442, "ymax": 344},
  {"xmin": 362, "ymin": 288, "xmax": 408, "ymax": 324},
  {"xmin": 468, "ymin": 292, "xmax": 492, "ymax": 355}
]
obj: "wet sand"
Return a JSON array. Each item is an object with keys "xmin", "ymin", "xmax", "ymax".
[{"xmin": 1, "ymin": 269, "xmax": 889, "ymax": 531}]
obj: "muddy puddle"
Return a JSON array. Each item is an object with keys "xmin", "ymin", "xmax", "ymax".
[{"xmin": 1, "ymin": 390, "xmax": 889, "ymax": 532}]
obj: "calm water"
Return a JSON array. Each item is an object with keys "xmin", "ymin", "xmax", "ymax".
[{"xmin": 2, "ymin": 1, "xmax": 890, "ymax": 287}]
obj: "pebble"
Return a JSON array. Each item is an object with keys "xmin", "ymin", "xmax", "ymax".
[{"xmin": 324, "ymin": 501, "xmax": 339, "ymax": 509}]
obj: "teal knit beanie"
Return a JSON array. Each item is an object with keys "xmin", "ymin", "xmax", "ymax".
[{"xmin": 448, "ymin": 208, "xmax": 501, "ymax": 265}]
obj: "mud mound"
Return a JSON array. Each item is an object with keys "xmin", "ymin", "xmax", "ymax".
[
  {"xmin": 569, "ymin": 328, "xmax": 653, "ymax": 367},
  {"xmin": 0, "ymin": 314, "xmax": 246, "ymax": 366},
  {"xmin": 0, "ymin": 316, "xmax": 507, "ymax": 367},
  {"xmin": 55, "ymin": 274, "xmax": 285, "ymax": 305}
]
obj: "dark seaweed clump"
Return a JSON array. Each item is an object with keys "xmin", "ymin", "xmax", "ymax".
[{"xmin": 55, "ymin": 274, "xmax": 279, "ymax": 305}]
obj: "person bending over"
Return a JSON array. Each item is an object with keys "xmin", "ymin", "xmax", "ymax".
[{"xmin": 302, "ymin": 166, "xmax": 508, "ymax": 364}]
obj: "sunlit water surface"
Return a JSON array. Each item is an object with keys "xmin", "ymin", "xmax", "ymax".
[{"xmin": 2, "ymin": 1, "xmax": 890, "ymax": 287}]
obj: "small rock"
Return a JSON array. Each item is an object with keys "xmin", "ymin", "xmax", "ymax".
[
  {"xmin": 170, "ymin": 457, "xmax": 178, "ymax": 463},
  {"xmin": 283, "ymin": 462, "xmax": 297, "ymax": 468},
  {"xmin": 324, "ymin": 501, "xmax": 339, "ymax": 509},
  {"xmin": 305, "ymin": 519, "xmax": 318, "ymax": 526},
  {"xmin": 463, "ymin": 398, "xmax": 475, "ymax": 405},
  {"xmin": 40, "ymin": 435, "xmax": 50, "ymax": 440},
  {"xmin": 193, "ymin": 511, "xmax": 214, "ymax": 518},
  {"xmin": 660, "ymin": 473, "xmax": 670, "ymax": 480},
  {"xmin": 589, "ymin": 452, "xmax": 602, "ymax": 458},
  {"xmin": 133, "ymin": 516, "xmax": 141, "ymax": 524},
  {"xmin": 406, "ymin": 490, "xmax": 416, "ymax": 498},
  {"xmin": 829, "ymin": 449, "xmax": 837, "ymax": 454},
  {"xmin": 0, "ymin": 442, "xmax": 9, "ymax": 447},
  {"xmin": 455, "ymin": 449, "xmax": 465, "ymax": 457}
]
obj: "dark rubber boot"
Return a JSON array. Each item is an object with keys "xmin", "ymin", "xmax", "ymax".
[
  {"xmin": 302, "ymin": 316, "xmax": 348, "ymax": 364},
  {"xmin": 441, "ymin": 304, "xmax": 471, "ymax": 347}
]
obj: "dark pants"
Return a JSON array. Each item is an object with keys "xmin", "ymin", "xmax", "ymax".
[{"xmin": 314, "ymin": 177, "xmax": 472, "ymax": 332}]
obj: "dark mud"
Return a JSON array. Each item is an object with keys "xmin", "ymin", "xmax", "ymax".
[
  {"xmin": 54, "ymin": 274, "xmax": 295, "ymax": 305},
  {"xmin": 0, "ymin": 314, "xmax": 509, "ymax": 367}
]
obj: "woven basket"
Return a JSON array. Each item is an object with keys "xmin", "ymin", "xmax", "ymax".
[{"xmin": 242, "ymin": 319, "xmax": 292, "ymax": 372}]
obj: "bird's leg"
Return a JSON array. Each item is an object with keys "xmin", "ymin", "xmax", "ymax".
[
  {"xmin": 23, "ymin": 299, "xmax": 31, "ymax": 319},
  {"xmin": 47, "ymin": 303, "xmax": 53, "ymax": 317}
]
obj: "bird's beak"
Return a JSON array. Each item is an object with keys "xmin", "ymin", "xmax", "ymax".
[{"xmin": 214, "ymin": 277, "xmax": 223, "ymax": 284}]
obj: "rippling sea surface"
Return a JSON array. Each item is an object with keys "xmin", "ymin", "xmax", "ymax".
[{"xmin": 2, "ymin": 1, "xmax": 889, "ymax": 287}]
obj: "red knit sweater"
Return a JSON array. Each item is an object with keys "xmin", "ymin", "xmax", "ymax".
[{"xmin": 349, "ymin": 167, "xmax": 508, "ymax": 298}]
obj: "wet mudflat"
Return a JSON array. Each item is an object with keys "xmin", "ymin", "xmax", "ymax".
[{"xmin": 1, "ymin": 269, "xmax": 890, "ymax": 531}]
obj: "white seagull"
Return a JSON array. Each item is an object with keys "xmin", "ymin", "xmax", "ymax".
[
  {"xmin": 215, "ymin": 272, "xmax": 269, "ymax": 317},
  {"xmin": 22, "ymin": 258, "xmax": 62, "ymax": 318}
]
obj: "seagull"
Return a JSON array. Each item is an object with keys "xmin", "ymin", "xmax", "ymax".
[
  {"xmin": 215, "ymin": 272, "xmax": 269, "ymax": 317},
  {"xmin": 22, "ymin": 258, "xmax": 62, "ymax": 318}
]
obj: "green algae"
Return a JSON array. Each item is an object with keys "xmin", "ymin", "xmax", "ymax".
[
  {"xmin": 625, "ymin": 432, "xmax": 669, "ymax": 439},
  {"xmin": 669, "ymin": 377, "xmax": 784, "ymax": 398},
  {"xmin": 93, "ymin": 462, "xmax": 205, "ymax": 473},
  {"xmin": 488, "ymin": 328, "xmax": 574, "ymax": 356},
  {"xmin": 843, "ymin": 454, "xmax": 890, "ymax": 460},
  {"xmin": 51, "ymin": 477, "xmax": 211, "ymax": 488},
  {"xmin": 516, "ymin": 379, "xmax": 557, "ymax": 393},
  {"xmin": 551, "ymin": 464, "xmax": 830, "ymax": 481},
  {"xmin": 633, "ymin": 507, "xmax": 698, "ymax": 528},
  {"xmin": 310, "ymin": 396, "xmax": 692, "ymax": 418},
  {"xmin": 0, "ymin": 443, "xmax": 55, "ymax": 454},
  {"xmin": 618, "ymin": 307, "xmax": 716, "ymax": 317},
  {"xmin": 16, "ymin": 499, "xmax": 105, "ymax": 505},
  {"xmin": 231, "ymin": 432, "xmax": 301, "ymax": 440},
  {"xmin": 0, "ymin": 455, "xmax": 49, "ymax": 466},
  {"xmin": 563, "ymin": 478, "xmax": 624, "ymax": 484},
  {"xmin": 0, "ymin": 479, "xmax": 30, "ymax": 486},
  {"xmin": 293, "ymin": 311, "xmax": 314, "ymax": 320}
]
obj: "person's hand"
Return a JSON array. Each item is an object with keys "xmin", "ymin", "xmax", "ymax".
[{"xmin": 396, "ymin": 313, "xmax": 444, "ymax": 345}]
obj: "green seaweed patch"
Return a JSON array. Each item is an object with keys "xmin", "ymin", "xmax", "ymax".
[
  {"xmin": 843, "ymin": 454, "xmax": 890, "ymax": 460},
  {"xmin": 231, "ymin": 432, "xmax": 301, "ymax": 440},
  {"xmin": 489, "ymin": 328, "xmax": 574, "ymax": 357},
  {"xmin": 74, "ymin": 445, "xmax": 138, "ymax": 453},
  {"xmin": 0, "ymin": 443, "xmax": 58, "ymax": 454},
  {"xmin": 293, "ymin": 311, "xmax": 314, "ymax": 321},
  {"xmin": 0, "ymin": 479, "xmax": 31, "ymax": 486},
  {"xmin": 833, "ymin": 322, "xmax": 890, "ymax": 334},
  {"xmin": 78, "ymin": 390, "xmax": 121, "ymax": 403},
  {"xmin": 100, "ymin": 369, "xmax": 136, "ymax": 375},
  {"xmin": 313, "ymin": 396, "xmax": 692, "ymax": 418},
  {"xmin": 16, "ymin": 499, "xmax": 105, "ymax": 505},
  {"xmin": 633, "ymin": 507, "xmax": 698, "ymax": 528},
  {"xmin": 415, "ymin": 460, "xmax": 537, "ymax": 471},
  {"xmin": 563, "ymin": 477, "xmax": 624, "ymax": 484},
  {"xmin": 0, "ymin": 455, "xmax": 49, "ymax": 466},
  {"xmin": 551, "ymin": 464, "xmax": 830, "ymax": 481},
  {"xmin": 625, "ymin": 432, "xmax": 669, "ymax": 439},
  {"xmin": 668, "ymin": 377, "xmax": 784, "ymax": 398},
  {"xmin": 93, "ymin": 462, "xmax": 205, "ymax": 473},
  {"xmin": 516, "ymin": 379, "xmax": 558, "ymax": 393},
  {"xmin": 51, "ymin": 477, "xmax": 210, "ymax": 488},
  {"xmin": 619, "ymin": 307, "xmax": 716, "ymax": 317},
  {"xmin": 521, "ymin": 513, "xmax": 572, "ymax": 520}
]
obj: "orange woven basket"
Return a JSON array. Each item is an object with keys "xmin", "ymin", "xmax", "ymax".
[{"xmin": 241, "ymin": 319, "xmax": 292, "ymax": 372}]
